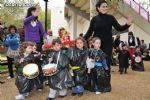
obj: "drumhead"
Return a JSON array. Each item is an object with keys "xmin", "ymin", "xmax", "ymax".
[
  {"xmin": 42, "ymin": 63, "xmax": 57, "ymax": 69},
  {"xmin": 23, "ymin": 63, "xmax": 38, "ymax": 75},
  {"xmin": 135, "ymin": 56, "xmax": 142, "ymax": 63}
]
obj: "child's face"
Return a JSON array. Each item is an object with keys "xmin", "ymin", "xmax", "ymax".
[
  {"xmin": 10, "ymin": 28, "xmax": 16, "ymax": 34},
  {"xmin": 33, "ymin": 45, "xmax": 37, "ymax": 52},
  {"xmin": 60, "ymin": 30, "xmax": 66, "ymax": 36},
  {"xmin": 25, "ymin": 46, "xmax": 33, "ymax": 54},
  {"xmin": 123, "ymin": 46, "xmax": 128, "ymax": 50},
  {"xmin": 93, "ymin": 39, "xmax": 101, "ymax": 49},
  {"xmin": 76, "ymin": 39, "xmax": 84, "ymax": 49},
  {"xmin": 47, "ymin": 31, "xmax": 52, "ymax": 36},
  {"xmin": 53, "ymin": 43, "xmax": 61, "ymax": 51},
  {"xmin": 136, "ymin": 48, "xmax": 140, "ymax": 52}
]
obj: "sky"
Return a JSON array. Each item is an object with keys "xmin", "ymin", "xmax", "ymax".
[{"xmin": 34, "ymin": 0, "xmax": 65, "ymax": 10}]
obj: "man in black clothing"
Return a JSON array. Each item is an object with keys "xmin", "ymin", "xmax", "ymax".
[{"xmin": 84, "ymin": 1, "xmax": 132, "ymax": 92}]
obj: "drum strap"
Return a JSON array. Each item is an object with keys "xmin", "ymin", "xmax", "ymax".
[{"xmin": 56, "ymin": 51, "xmax": 61, "ymax": 65}]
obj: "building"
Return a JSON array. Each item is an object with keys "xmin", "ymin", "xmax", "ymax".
[{"xmin": 64, "ymin": 0, "xmax": 150, "ymax": 45}]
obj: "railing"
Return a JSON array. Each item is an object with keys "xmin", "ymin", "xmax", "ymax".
[{"xmin": 123, "ymin": 0, "xmax": 150, "ymax": 22}]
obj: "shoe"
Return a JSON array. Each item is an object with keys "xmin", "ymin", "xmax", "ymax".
[
  {"xmin": 95, "ymin": 92, "xmax": 101, "ymax": 95},
  {"xmin": 38, "ymin": 89, "xmax": 42, "ymax": 92},
  {"xmin": 7, "ymin": 76, "xmax": 13, "ymax": 79},
  {"xmin": 72, "ymin": 93, "xmax": 77, "ymax": 96},
  {"xmin": 46, "ymin": 97, "xmax": 54, "ymax": 100},
  {"xmin": 15, "ymin": 94, "xmax": 25, "ymax": 100},
  {"xmin": 44, "ymin": 81, "xmax": 49, "ymax": 86},
  {"xmin": 78, "ymin": 93, "xmax": 83, "ymax": 96},
  {"xmin": 23, "ymin": 93, "xmax": 29, "ymax": 97},
  {"xmin": 58, "ymin": 95, "xmax": 67, "ymax": 98},
  {"xmin": 0, "ymin": 80, "xmax": 5, "ymax": 84}
]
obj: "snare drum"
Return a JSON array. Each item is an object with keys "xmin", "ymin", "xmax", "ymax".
[
  {"xmin": 42, "ymin": 63, "xmax": 58, "ymax": 76},
  {"xmin": 23, "ymin": 63, "xmax": 39, "ymax": 79},
  {"xmin": 135, "ymin": 56, "xmax": 142, "ymax": 63}
]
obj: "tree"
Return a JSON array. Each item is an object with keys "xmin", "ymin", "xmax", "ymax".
[
  {"xmin": 38, "ymin": 9, "xmax": 51, "ymax": 31},
  {"xmin": 0, "ymin": 0, "xmax": 26, "ymax": 27},
  {"xmin": 0, "ymin": 0, "xmax": 51, "ymax": 31}
]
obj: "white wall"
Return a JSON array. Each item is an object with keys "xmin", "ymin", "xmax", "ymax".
[
  {"xmin": 51, "ymin": 7, "xmax": 67, "ymax": 37},
  {"xmin": 66, "ymin": 15, "xmax": 90, "ymax": 39}
]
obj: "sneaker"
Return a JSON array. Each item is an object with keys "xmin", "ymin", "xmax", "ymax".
[
  {"xmin": 15, "ymin": 94, "xmax": 25, "ymax": 100},
  {"xmin": 0, "ymin": 80, "xmax": 5, "ymax": 84},
  {"xmin": 7, "ymin": 76, "xmax": 13, "ymax": 79},
  {"xmin": 44, "ymin": 81, "xmax": 49, "ymax": 86},
  {"xmin": 38, "ymin": 89, "xmax": 42, "ymax": 92},
  {"xmin": 23, "ymin": 93, "xmax": 29, "ymax": 97},
  {"xmin": 95, "ymin": 92, "xmax": 101, "ymax": 95}
]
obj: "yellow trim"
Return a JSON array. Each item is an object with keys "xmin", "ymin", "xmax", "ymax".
[{"xmin": 72, "ymin": 66, "xmax": 80, "ymax": 70}]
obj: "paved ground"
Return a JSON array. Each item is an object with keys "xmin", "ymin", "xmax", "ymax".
[{"xmin": 0, "ymin": 61, "xmax": 150, "ymax": 100}]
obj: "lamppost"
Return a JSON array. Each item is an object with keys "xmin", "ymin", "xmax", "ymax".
[{"xmin": 44, "ymin": 0, "xmax": 48, "ymax": 33}]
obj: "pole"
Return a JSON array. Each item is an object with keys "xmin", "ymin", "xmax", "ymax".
[{"xmin": 44, "ymin": 0, "xmax": 48, "ymax": 33}]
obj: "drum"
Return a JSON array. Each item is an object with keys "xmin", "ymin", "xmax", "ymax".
[
  {"xmin": 43, "ymin": 44, "xmax": 52, "ymax": 50},
  {"xmin": 135, "ymin": 56, "xmax": 142, "ymax": 63},
  {"xmin": 42, "ymin": 63, "xmax": 58, "ymax": 76},
  {"xmin": 23, "ymin": 63, "xmax": 39, "ymax": 79}
]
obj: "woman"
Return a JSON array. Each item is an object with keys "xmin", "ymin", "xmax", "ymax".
[
  {"xmin": 84, "ymin": 1, "xmax": 132, "ymax": 92},
  {"xmin": 23, "ymin": 6, "xmax": 46, "ymax": 52},
  {"xmin": 5, "ymin": 25, "xmax": 20, "ymax": 79},
  {"xmin": 128, "ymin": 31, "xmax": 136, "ymax": 47},
  {"xmin": 128, "ymin": 32, "xmax": 136, "ymax": 59}
]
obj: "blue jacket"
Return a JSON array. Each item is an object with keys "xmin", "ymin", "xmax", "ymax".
[{"xmin": 5, "ymin": 33, "xmax": 20, "ymax": 50}]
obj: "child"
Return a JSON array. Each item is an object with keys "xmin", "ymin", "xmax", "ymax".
[
  {"xmin": 45, "ymin": 29, "xmax": 56, "ymax": 45},
  {"xmin": 70, "ymin": 37, "xmax": 88, "ymax": 96},
  {"xmin": 43, "ymin": 29, "xmax": 56, "ymax": 50},
  {"xmin": 132, "ymin": 46, "xmax": 145, "ymax": 71},
  {"xmin": 87, "ymin": 36, "xmax": 93, "ymax": 48},
  {"xmin": 46, "ymin": 38, "xmax": 74, "ymax": 100},
  {"xmin": 14, "ymin": 42, "xmax": 35, "ymax": 100},
  {"xmin": 118, "ymin": 44, "xmax": 130, "ymax": 74},
  {"xmin": 88, "ymin": 37, "xmax": 109, "ymax": 94},
  {"xmin": 4, "ymin": 25, "xmax": 20, "ymax": 79}
]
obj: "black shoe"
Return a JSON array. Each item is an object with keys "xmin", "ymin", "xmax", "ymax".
[
  {"xmin": 46, "ymin": 97, "xmax": 54, "ymax": 100},
  {"xmin": 0, "ymin": 80, "xmax": 5, "ymax": 84},
  {"xmin": 78, "ymin": 93, "xmax": 83, "ymax": 96},
  {"xmin": 72, "ymin": 93, "xmax": 77, "ymax": 96},
  {"xmin": 58, "ymin": 95, "xmax": 67, "ymax": 98}
]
